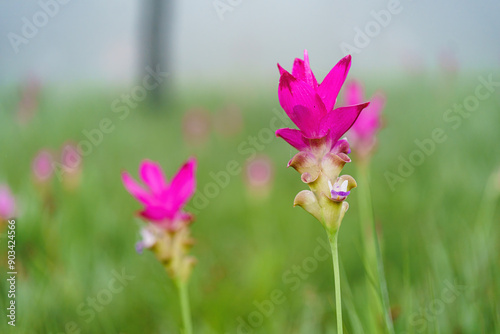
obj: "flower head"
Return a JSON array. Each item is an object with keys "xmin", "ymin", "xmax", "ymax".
[
  {"xmin": 276, "ymin": 50, "xmax": 369, "ymax": 155},
  {"xmin": 344, "ymin": 80, "xmax": 385, "ymax": 160},
  {"xmin": 0, "ymin": 185, "xmax": 16, "ymax": 220},
  {"xmin": 276, "ymin": 51, "xmax": 365, "ymax": 234},
  {"xmin": 122, "ymin": 158, "xmax": 196, "ymax": 231},
  {"xmin": 276, "ymin": 51, "xmax": 369, "ymax": 185}
]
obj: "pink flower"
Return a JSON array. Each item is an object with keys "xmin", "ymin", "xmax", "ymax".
[
  {"xmin": 122, "ymin": 158, "xmax": 197, "ymax": 230},
  {"xmin": 0, "ymin": 185, "xmax": 16, "ymax": 220},
  {"xmin": 276, "ymin": 50, "xmax": 369, "ymax": 155},
  {"xmin": 344, "ymin": 80, "xmax": 385, "ymax": 159},
  {"xmin": 32, "ymin": 150, "xmax": 54, "ymax": 183},
  {"xmin": 244, "ymin": 155, "xmax": 274, "ymax": 198},
  {"xmin": 61, "ymin": 142, "xmax": 82, "ymax": 173},
  {"xmin": 182, "ymin": 108, "xmax": 211, "ymax": 147}
]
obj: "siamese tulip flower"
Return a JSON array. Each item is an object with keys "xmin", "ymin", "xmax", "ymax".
[
  {"xmin": 275, "ymin": 51, "xmax": 369, "ymax": 333},
  {"xmin": 275, "ymin": 50, "xmax": 367, "ymax": 233},
  {"xmin": 0, "ymin": 185, "xmax": 16, "ymax": 221},
  {"xmin": 344, "ymin": 80, "xmax": 385, "ymax": 161},
  {"xmin": 276, "ymin": 50, "xmax": 369, "ymax": 185},
  {"xmin": 123, "ymin": 159, "xmax": 198, "ymax": 332},
  {"xmin": 122, "ymin": 158, "xmax": 196, "ymax": 231}
]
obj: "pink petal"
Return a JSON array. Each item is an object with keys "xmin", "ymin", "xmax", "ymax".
[
  {"xmin": 165, "ymin": 157, "xmax": 197, "ymax": 211},
  {"xmin": 275, "ymin": 128, "xmax": 309, "ymax": 151},
  {"xmin": 344, "ymin": 80, "xmax": 363, "ymax": 106},
  {"xmin": 278, "ymin": 71, "xmax": 327, "ymax": 137},
  {"xmin": 332, "ymin": 138, "xmax": 351, "ymax": 155},
  {"xmin": 139, "ymin": 206, "xmax": 171, "ymax": 222},
  {"xmin": 317, "ymin": 55, "xmax": 352, "ymax": 112},
  {"xmin": 351, "ymin": 93, "xmax": 385, "ymax": 138},
  {"xmin": 139, "ymin": 160, "xmax": 167, "ymax": 196},
  {"xmin": 320, "ymin": 102, "xmax": 370, "ymax": 144},
  {"xmin": 121, "ymin": 172, "xmax": 153, "ymax": 205},
  {"xmin": 292, "ymin": 50, "xmax": 318, "ymax": 89},
  {"xmin": 277, "ymin": 63, "xmax": 286, "ymax": 76},
  {"xmin": 0, "ymin": 185, "xmax": 16, "ymax": 219}
]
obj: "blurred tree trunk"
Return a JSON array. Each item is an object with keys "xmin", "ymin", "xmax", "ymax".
[{"xmin": 141, "ymin": 0, "xmax": 173, "ymax": 108}]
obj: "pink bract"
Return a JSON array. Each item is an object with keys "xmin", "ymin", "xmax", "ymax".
[
  {"xmin": 122, "ymin": 158, "xmax": 197, "ymax": 230},
  {"xmin": 276, "ymin": 50, "xmax": 369, "ymax": 154},
  {"xmin": 0, "ymin": 185, "xmax": 16, "ymax": 220},
  {"xmin": 344, "ymin": 80, "xmax": 385, "ymax": 156}
]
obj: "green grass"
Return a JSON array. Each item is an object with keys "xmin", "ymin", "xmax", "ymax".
[{"xmin": 0, "ymin": 71, "xmax": 499, "ymax": 333}]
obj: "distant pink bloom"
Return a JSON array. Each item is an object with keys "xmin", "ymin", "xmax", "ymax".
[
  {"xmin": 61, "ymin": 142, "xmax": 82, "ymax": 174},
  {"xmin": 438, "ymin": 48, "xmax": 459, "ymax": 75},
  {"xmin": 60, "ymin": 142, "xmax": 83, "ymax": 190},
  {"xmin": 122, "ymin": 158, "xmax": 197, "ymax": 231},
  {"xmin": 276, "ymin": 50, "xmax": 369, "ymax": 156},
  {"xmin": 0, "ymin": 185, "xmax": 16, "ymax": 220},
  {"xmin": 17, "ymin": 75, "xmax": 41, "ymax": 125},
  {"xmin": 244, "ymin": 155, "xmax": 274, "ymax": 197},
  {"xmin": 32, "ymin": 150, "xmax": 54, "ymax": 183},
  {"xmin": 344, "ymin": 80, "xmax": 385, "ymax": 158},
  {"xmin": 182, "ymin": 108, "xmax": 211, "ymax": 147}
]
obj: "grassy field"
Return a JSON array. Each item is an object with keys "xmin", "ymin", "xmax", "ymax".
[{"xmin": 0, "ymin": 71, "xmax": 499, "ymax": 333}]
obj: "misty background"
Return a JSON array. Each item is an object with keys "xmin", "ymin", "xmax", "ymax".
[{"xmin": 0, "ymin": 0, "xmax": 499, "ymax": 89}]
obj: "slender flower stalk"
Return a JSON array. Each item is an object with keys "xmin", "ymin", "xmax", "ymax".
[
  {"xmin": 122, "ymin": 158, "xmax": 197, "ymax": 333},
  {"xmin": 345, "ymin": 81, "xmax": 394, "ymax": 333},
  {"xmin": 275, "ymin": 50, "xmax": 369, "ymax": 332},
  {"xmin": 357, "ymin": 164, "xmax": 394, "ymax": 334}
]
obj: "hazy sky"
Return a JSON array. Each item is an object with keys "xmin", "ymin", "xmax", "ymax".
[{"xmin": 0, "ymin": 0, "xmax": 499, "ymax": 86}]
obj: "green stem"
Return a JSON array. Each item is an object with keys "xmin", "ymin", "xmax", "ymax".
[
  {"xmin": 176, "ymin": 280, "xmax": 193, "ymax": 334},
  {"xmin": 329, "ymin": 232, "xmax": 343, "ymax": 334},
  {"xmin": 358, "ymin": 164, "xmax": 394, "ymax": 334}
]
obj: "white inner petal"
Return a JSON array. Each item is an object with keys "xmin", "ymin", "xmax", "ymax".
[{"xmin": 340, "ymin": 180, "xmax": 348, "ymax": 192}]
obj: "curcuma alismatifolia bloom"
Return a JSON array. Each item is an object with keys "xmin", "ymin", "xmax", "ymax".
[
  {"xmin": 122, "ymin": 158, "xmax": 197, "ymax": 282},
  {"xmin": 276, "ymin": 50, "xmax": 369, "ymax": 234},
  {"xmin": 344, "ymin": 80, "xmax": 385, "ymax": 162}
]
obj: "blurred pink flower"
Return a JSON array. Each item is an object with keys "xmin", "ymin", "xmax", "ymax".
[
  {"xmin": 182, "ymin": 108, "xmax": 211, "ymax": 147},
  {"xmin": 438, "ymin": 48, "xmax": 459, "ymax": 75},
  {"xmin": 344, "ymin": 80, "xmax": 385, "ymax": 159},
  {"xmin": 61, "ymin": 142, "xmax": 82, "ymax": 173},
  {"xmin": 122, "ymin": 158, "xmax": 197, "ymax": 231},
  {"xmin": 244, "ymin": 155, "xmax": 274, "ymax": 197},
  {"xmin": 0, "ymin": 185, "xmax": 16, "ymax": 220},
  {"xmin": 61, "ymin": 142, "xmax": 83, "ymax": 190},
  {"xmin": 276, "ymin": 50, "xmax": 369, "ymax": 155},
  {"xmin": 17, "ymin": 75, "xmax": 41, "ymax": 125},
  {"xmin": 32, "ymin": 150, "xmax": 54, "ymax": 183}
]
